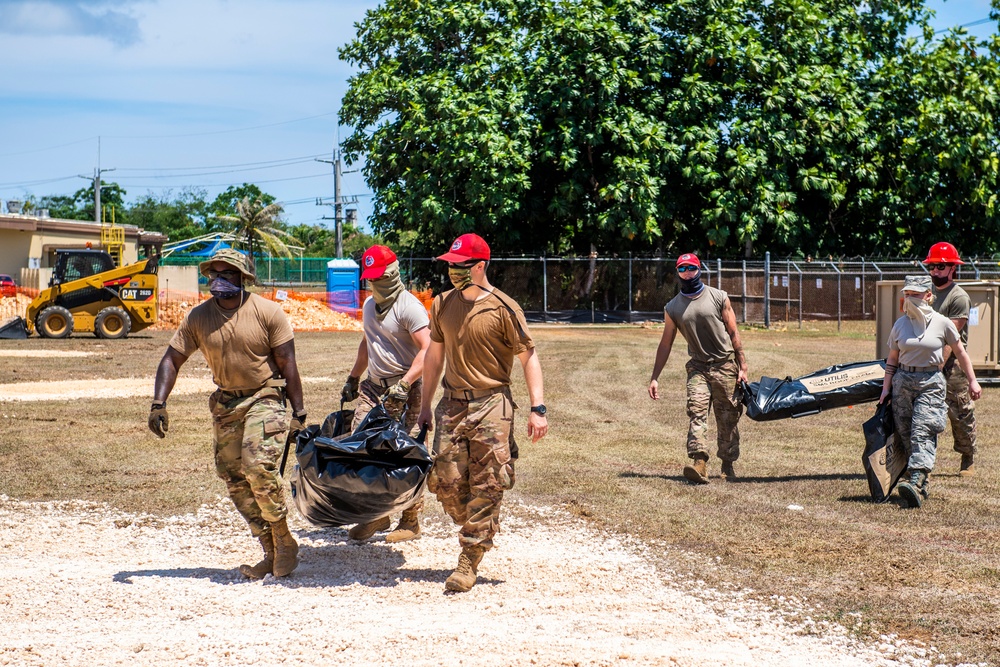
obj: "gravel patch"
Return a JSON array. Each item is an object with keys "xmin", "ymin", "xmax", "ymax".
[{"xmin": 0, "ymin": 496, "xmax": 966, "ymax": 667}]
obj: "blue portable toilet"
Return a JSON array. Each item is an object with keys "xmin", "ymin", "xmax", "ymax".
[{"xmin": 326, "ymin": 258, "xmax": 360, "ymax": 316}]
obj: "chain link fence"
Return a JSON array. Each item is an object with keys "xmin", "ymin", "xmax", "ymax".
[{"xmin": 164, "ymin": 253, "xmax": 1000, "ymax": 326}]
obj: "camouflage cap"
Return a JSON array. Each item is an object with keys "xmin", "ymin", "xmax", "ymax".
[
  {"xmin": 902, "ymin": 275, "xmax": 932, "ymax": 293},
  {"xmin": 199, "ymin": 248, "xmax": 256, "ymax": 285}
]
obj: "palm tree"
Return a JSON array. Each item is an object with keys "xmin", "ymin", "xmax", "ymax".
[{"xmin": 218, "ymin": 197, "xmax": 297, "ymax": 261}]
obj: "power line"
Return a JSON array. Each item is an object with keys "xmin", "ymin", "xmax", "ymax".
[
  {"xmin": 115, "ymin": 154, "xmax": 327, "ymax": 172},
  {"xmin": 114, "ymin": 158, "xmax": 326, "ymax": 180},
  {"xmin": 115, "ymin": 172, "xmax": 331, "ymax": 188},
  {"xmin": 0, "ymin": 137, "xmax": 98, "ymax": 159},
  {"xmin": 0, "ymin": 175, "xmax": 81, "ymax": 188},
  {"xmin": 104, "ymin": 111, "xmax": 339, "ymax": 140}
]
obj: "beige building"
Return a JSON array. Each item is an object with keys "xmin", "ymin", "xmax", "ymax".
[{"xmin": 0, "ymin": 211, "xmax": 167, "ymax": 283}]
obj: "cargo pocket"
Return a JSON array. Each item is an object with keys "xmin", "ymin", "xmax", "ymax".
[
  {"xmin": 498, "ymin": 461, "xmax": 516, "ymax": 490},
  {"xmin": 262, "ymin": 411, "xmax": 289, "ymax": 438}
]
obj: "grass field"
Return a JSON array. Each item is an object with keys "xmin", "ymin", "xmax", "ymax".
[{"xmin": 1, "ymin": 323, "xmax": 997, "ymax": 663}]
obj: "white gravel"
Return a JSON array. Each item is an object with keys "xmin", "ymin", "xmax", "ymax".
[{"xmin": 0, "ymin": 496, "xmax": 967, "ymax": 667}]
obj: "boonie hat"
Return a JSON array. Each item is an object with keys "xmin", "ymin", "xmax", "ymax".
[
  {"xmin": 676, "ymin": 253, "xmax": 701, "ymax": 268},
  {"xmin": 437, "ymin": 233, "xmax": 491, "ymax": 263},
  {"xmin": 902, "ymin": 275, "xmax": 932, "ymax": 293},
  {"xmin": 199, "ymin": 248, "xmax": 256, "ymax": 285},
  {"xmin": 360, "ymin": 245, "xmax": 397, "ymax": 280}
]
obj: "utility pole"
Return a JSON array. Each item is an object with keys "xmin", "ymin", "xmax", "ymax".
[{"xmin": 316, "ymin": 149, "xmax": 358, "ymax": 258}]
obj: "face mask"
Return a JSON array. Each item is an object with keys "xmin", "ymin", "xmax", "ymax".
[
  {"xmin": 904, "ymin": 295, "xmax": 927, "ymax": 315},
  {"xmin": 448, "ymin": 266, "xmax": 473, "ymax": 291},
  {"xmin": 209, "ymin": 276, "xmax": 242, "ymax": 300},
  {"xmin": 679, "ymin": 270, "xmax": 705, "ymax": 297},
  {"xmin": 931, "ymin": 274, "xmax": 950, "ymax": 288}
]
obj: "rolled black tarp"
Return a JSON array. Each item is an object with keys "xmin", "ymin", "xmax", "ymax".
[
  {"xmin": 742, "ymin": 360, "xmax": 886, "ymax": 422},
  {"xmin": 289, "ymin": 405, "xmax": 432, "ymax": 527},
  {"xmin": 861, "ymin": 399, "xmax": 908, "ymax": 503}
]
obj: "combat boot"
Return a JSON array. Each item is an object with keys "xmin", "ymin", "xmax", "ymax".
[
  {"xmin": 238, "ymin": 532, "xmax": 274, "ymax": 580},
  {"xmin": 960, "ymin": 453, "xmax": 975, "ymax": 477},
  {"xmin": 385, "ymin": 507, "xmax": 421, "ymax": 543},
  {"xmin": 683, "ymin": 455, "xmax": 710, "ymax": 485},
  {"xmin": 897, "ymin": 470, "xmax": 929, "ymax": 509},
  {"xmin": 270, "ymin": 517, "xmax": 299, "ymax": 577},
  {"xmin": 348, "ymin": 516, "xmax": 391, "ymax": 541},
  {"xmin": 445, "ymin": 545, "xmax": 486, "ymax": 592},
  {"xmin": 720, "ymin": 461, "xmax": 736, "ymax": 482}
]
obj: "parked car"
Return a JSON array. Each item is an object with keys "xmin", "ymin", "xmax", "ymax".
[{"xmin": 0, "ymin": 274, "xmax": 16, "ymax": 298}]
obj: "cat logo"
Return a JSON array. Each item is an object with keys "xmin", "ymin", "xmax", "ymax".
[{"xmin": 120, "ymin": 288, "xmax": 154, "ymax": 301}]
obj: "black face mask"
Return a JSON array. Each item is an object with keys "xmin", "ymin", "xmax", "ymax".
[
  {"xmin": 679, "ymin": 270, "xmax": 705, "ymax": 296},
  {"xmin": 931, "ymin": 274, "xmax": 950, "ymax": 288}
]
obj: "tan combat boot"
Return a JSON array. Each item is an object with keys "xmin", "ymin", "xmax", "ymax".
[
  {"xmin": 445, "ymin": 545, "xmax": 486, "ymax": 592},
  {"xmin": 720, "ymin": 461, "xmax": 736, "ymax": 482},
  {"xmin": 683, "ymin": 455, "xmax": 710, "ymax": 485},
  {"xmin": 960, "ymin": 453, "xmax": 975, "ymax": 477},
  {"xmin": 239, "ymin": 532, "xmax": 275, "ymax": 580},
  {"xmin": 348, "ymin": 516, "xmax": 391, "ymax": 541},
  {"xmin": 270, "ymin": 517, "xmax": 299, "ymax": 577},
  {"xmin": 386, "ymin": 506, "xmax": 421, "ymax": 543}
]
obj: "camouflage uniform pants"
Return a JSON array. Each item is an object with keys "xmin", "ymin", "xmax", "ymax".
[
  {"xmin": 210, "ymin": 387, "xmax": 290, "ymax": 537},
  {"xmin": 427, "ymin": 388, "xmax": 516, "ymax": 550},
  {"xmin": 685, "ymin": 358, "xmax": 743, "ymax": 462},
  {"xmin": 891, "ymin": 370, "xmax": 947, "ymax": 472},
  {"xmin": 351, "ymin": 376, "xmax": 424, "ymax": 514},
  {"xmin": 943, "ymin": 363, "xmax": 977, "ymax": 456}
]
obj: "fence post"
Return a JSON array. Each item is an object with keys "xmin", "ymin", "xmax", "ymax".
[
  {"xmin": 791, "ymin": 262, "xmax": 803, "ymax": 329},
  {"xmin": 764, "ymin": 252, "xmax": 771, "ymax": 328},
  {"xmin": 542, "ymin": 254, "xmax": 548, "ymax": 322},
  {"xmin": 828, "ymin": 261, "xmax": 842, "ymax": 332},
  {"xmin": 970, "ymin": 258, "xmax": 981, "ymax": 280},
  {"xmin": 628, "ymin": 252, "xmax": 633, "ymax": 322},
  {"xmin": 741, "ymin": 260, "xmax": 747, "ymax": 323},
  {"xmin": 861, "ymin": 258, "xmax": 866, "ymax": 317},
  {"xmin": 785, "ymin": 259, "xmax": 791, "ymax": 322},
  {"xmin": 716, "ymin": 258, "xmax": 722, "ymax": 290}
]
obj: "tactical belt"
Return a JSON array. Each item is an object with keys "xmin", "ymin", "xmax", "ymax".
[
  {"xmin": 443, "ymin": 386, "xmax": 507, "ymax": 401},
  {"xmin": 899, "ymin": 364, "xmax": 940, "ymax": 373},
  {"xmin": 367, "ymin": 373, "xmax": 405, "ymax": 389},
  {"xmin": 219, "ymin": 377, "xmax": 286, "ymax": 398}
]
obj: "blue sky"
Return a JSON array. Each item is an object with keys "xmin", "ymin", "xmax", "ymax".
[{"xmin": 0, "ymin": 0, "xmax": 994, "ymax": 234}]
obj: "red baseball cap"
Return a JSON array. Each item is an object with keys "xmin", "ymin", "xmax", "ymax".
[
  {"xmin": 360, "ymin": 245, "xmax": 397, "ymax": 280},
  {"xmin": 437, "ymin": 233, "xmax": 491, "ymax": 263},
  {"xmin": 676, "ymin": 253, "xmax": 701, "ymax": 268}
]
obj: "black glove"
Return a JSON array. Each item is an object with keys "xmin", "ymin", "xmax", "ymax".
[
  {"xmin": 148, "ymin": 402, "xmax": 169, "ymax": 438},
  {"xmin": 290, "ymin": 410, "xmax": 307, "ymax": 434},
  {"xmin": 341, "ymin": 376, "xmax": 360, "ymax": 402}
]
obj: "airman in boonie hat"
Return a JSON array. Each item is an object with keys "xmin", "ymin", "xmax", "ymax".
[{"xmin": 199, "ymin": 248, "xmax": 256, "ymax": 285}]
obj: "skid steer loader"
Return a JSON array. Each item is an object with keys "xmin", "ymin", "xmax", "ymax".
[{"xmin": 0, "ymin": 249, "xmax": 159, "ymax": 340}]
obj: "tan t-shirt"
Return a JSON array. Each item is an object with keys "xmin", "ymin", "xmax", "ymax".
[
  {"xmin": 932, "ymin": 282, "xmax": 971, "ymax": 346},
  {"xmin": 888, "ymin": 312, "xmax": 959, "ymax": 368},
  {"xmin": 664, "ymin": 286, "xmax": 733, "ymax": 363},
  {"xmin": 363, "ymin": 290, "xmax": 429, "ymax": 380},
  {"xmin": 429, "ymin": 287, "xmax": 534, "ymax": 391},
  {"xmin": 169, "ymin": 293, "xmax": 295, "ymax": 391}
]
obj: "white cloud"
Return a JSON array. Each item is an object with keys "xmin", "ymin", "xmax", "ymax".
[{"xmin": 0, "ymin": 1, "xmax": 143, "ymax": 46}]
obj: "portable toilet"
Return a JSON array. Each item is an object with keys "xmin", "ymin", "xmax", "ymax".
[{"xmin": 327, "ymin": 258, "xmax": 360, "ymax": 316}]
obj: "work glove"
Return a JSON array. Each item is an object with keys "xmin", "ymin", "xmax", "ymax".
[
  {"xmin": 383, "ymin": 379, "xmax": 411, "ymax": 420},
  {"xmin": 341, "ymin": 376, "xmax": 360, "ymax": 403},
  {"xmin": 148, "ymin": 402, "xmax": 169, "ymax": 438},
  {"xmin": 290, "ymin": 410, "xmax": 307, "ymax": 435}
]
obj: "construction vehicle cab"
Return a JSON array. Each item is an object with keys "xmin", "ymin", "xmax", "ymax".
[{"xmin": 22, "ymin": 249, "xmax": 159, "ymax": 339}]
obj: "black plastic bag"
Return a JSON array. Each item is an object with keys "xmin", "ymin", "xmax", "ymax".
[
  {"xmin": 742, "ymin": 360, "xmax": 886, "ymax": 422},
  {"xmin": 289, "ymin": 405, "xmax": 432, "ymax": 527},
  {"xmin": 319, "ymin": 403, "xmax": 355, "ymax": 438},
  {"xmin": 862, "ymin": 399, "xmax": 908, "ymax": 503}
]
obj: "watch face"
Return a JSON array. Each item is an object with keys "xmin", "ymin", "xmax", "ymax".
[{"xmin": 532, "ymin": 405, "xmax": 546, "ymax": 416}]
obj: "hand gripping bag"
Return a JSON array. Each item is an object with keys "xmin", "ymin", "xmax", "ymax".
[
  {"xmin": 742, "ymin": 360, "xmax": 886, "ymax": 422},
  {"xmin": 289, "ymin": 405, "xmax": 432, "ymax": 527}
]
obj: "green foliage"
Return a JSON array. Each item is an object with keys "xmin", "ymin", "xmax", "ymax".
[
  {"xmin": 340, "ymin": 0, "xmax": 1000, "ymax": 257},
  {"xmin": 216, "ymin": 197, "xmax": 296, "ymax": 259}
]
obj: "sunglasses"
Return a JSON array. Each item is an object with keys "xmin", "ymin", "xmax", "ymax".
[
  {"xmin": 926, "ymin": 263, "xmax": 952, "ymax": 271},
  {"xmin": 677, "ymin": 265, "xmax": 699, "ymax": 273},
  {"xmin": 208, "ymin": 269, "xmax": 241, "ymax": 279}
]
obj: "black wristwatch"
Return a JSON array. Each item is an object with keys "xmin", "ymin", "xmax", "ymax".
[{"xmin": 530, "ymin": 404, "xmax": 547, "ymax": 416}]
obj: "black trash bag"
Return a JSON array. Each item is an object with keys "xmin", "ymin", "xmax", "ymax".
[
  {"xmin": 862, "ymin": 399, "xmax": 908, "ymax": 503},
  {"xmin": 289, "ymin": 404, "xmax": 432, "ymax": 527},
  {"xmin": 742, "ymin": 360, "xmax": 886, "ymax": 422},
  {"xmin": 320, "ymin": 403, "xmax": 355, "ymax": 438}
]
